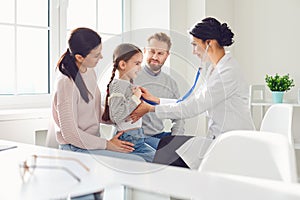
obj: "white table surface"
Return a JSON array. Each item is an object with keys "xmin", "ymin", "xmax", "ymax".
[{"xmin": 2, "ymin": 139, "xmax": 300, "ymax": 200}]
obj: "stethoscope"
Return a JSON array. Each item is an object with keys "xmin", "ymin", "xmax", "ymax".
[
  {"xmin": 142, "ymin": 44, "xmax": 210, "ymax": 105},
  {"xmin": 141, "ymin": 66, "xmax": 201, "ymax": 105}
]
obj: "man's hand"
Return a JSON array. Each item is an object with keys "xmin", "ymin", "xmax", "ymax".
[{"xmin": 106, "ymin": 131, "xmax": 135, "ymax": 153}]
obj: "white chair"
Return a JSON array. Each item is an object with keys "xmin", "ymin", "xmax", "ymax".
[
  {"xmin": 45, "ymin": 118, "xmax": 59, "ymax": 149},
  {"xmin": 100, "ymin": 124, "xmax": 117, "ymax": 140},
  {"xmin": 260, "ymin": 104, "xmax": 294, "ymax": 148},
  {"xmin": 198, "ymin": 130, "xmax": 298, "ymax": 183},
  {"xmin": 45, "ymin": 120, "xmax": 116, "ymax": 148}
]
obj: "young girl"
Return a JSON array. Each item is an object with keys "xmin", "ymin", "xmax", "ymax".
[{"xmin": 102, "ymin": 43, "xmax": 157, "ymax": 162}]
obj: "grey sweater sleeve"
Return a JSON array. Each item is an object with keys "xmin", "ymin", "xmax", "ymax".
[{"xmin": 108, "ymin": 79, "xmax": 141, "ymax": 124}]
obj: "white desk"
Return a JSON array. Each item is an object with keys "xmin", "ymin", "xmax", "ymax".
[{"xmin": 2, "ymin": 139, "xmax": 300, "ymax": 200}]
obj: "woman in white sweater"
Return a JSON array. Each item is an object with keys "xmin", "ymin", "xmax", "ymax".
[{"xmin": 52, "ymin": 27, "xmax": 144, "ymax": 162}]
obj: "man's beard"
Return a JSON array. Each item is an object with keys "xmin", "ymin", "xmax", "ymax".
[{"xmin": 147, "ymin": 60, "xmax": 163, "ymax": 72}]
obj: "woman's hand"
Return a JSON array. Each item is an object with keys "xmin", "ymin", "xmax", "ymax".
[
  {"xmin": 106, "ymin": 131, "xmax": 135, "ymax": 153},
  {"xmin": 139, "ymin": 87, "xmax": 160, "ymax": 104},
  {"xmin": 130, "ymin": 102, "xmax": 154, "ymax": 123}
]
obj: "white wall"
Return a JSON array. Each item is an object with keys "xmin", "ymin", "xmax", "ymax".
[
  {"xmin": 130, "ymin": 0, "xmax": 170, "ymax": 30},
  {"xmin": 186, "ymin": 0, "xmax": 206, "ymax": 28},
  {"xmin": 233, "ymin": 0, "xmax": 300, "ymax": 100},
  {"xmin": 206, "ymin": 0, "xmax": 234, "ymax": 26}
]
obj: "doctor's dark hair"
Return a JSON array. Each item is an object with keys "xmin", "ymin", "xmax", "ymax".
[
  {"xmin": 190, "ymin": 17, "xmax": 234, "ymax": 47},
  {"xmin": 56, "ymin": 27, "xmax": 102, "ymax": 103},
  {"xmin": 102, "ymin": 43, "xmax": 142, "ymax": 121}
]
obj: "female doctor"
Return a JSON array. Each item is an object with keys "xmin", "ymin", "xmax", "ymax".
[{"xmin": 131, "ymin": 17, "xmax": 255, "ymax": 169}]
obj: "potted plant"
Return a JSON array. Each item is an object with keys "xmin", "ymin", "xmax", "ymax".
[{"xmin": 265, "ymin": 73, "xmax": 295, "ymax": 103}]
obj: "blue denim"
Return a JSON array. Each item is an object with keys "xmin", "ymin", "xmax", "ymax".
[
  {"xmin": 145, "ymin": 132, "xmax": 171, "ymax": 149},
  {"xmin": 59, "ymin": 144, "xmax": 145, "ymax": 162},
  {"xmin": 119, "ymin": 128, "xmax": 156, "ymax": 162}
]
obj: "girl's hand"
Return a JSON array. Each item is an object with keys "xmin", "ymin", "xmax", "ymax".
[
  {"xmin": 139, "ymin": 87, "xmax": 160, "ymax": 104},
  {"xmin": 106, "ymin": 131, "xmax": 135, "ymax": 153},
  {"xmin": 132, "ymin": 86, "xmax": 142, "ymax": 99}
]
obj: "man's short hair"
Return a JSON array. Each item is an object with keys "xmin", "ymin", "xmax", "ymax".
[{"xmin": 147, "ymin": 32, "xmax": 172, "ymax": 51}]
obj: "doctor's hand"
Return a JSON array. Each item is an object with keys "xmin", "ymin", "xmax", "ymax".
[
  {"xmin": 139, "ymin": 87, "xmax": 160, "ymax": 104},
  {"xmin": 132, "ymin": 86, "xmax": 142, "ymax": 99},
  {"xmin": 130, "ymin": 102, "xmax": 154, "ymax": 123},
  {"xmin": 106, "ymin": 131, "xmax": 135, "ymax": 153}
]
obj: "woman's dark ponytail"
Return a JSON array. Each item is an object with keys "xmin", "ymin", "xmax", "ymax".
[
  {"xmin": 56, "ymin": 28, "xmax": 101, "ymax": 103},
  {"xmin": 57, "ymin": 48, "xmax": 89, "ymax": 103}
]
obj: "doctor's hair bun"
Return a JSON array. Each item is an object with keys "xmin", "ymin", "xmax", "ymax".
[
  {"xmin": 219, "ymin": 23, "xmax": 234, "ymax": 46},
  {"xmin": 189, "ymin": 17, "xmax": 234, "ymax": 47}
]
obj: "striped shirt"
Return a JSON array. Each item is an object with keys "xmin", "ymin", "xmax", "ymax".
[{"xmin": 108, "ymin": 79, "xmax": 142, "ymax": 131}]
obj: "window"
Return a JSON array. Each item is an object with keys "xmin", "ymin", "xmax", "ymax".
[
  {"xmin": 0, "ymin": 0, "xmax": 124, "ymax": 109},
  {"xmin": 0, "ymin": 0, "xmax": 49, "ymax": 95}
]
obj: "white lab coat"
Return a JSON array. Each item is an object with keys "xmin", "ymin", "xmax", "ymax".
[{"xmin": 156, "ymin": 53, "xmax": 255, "ymax": 169}]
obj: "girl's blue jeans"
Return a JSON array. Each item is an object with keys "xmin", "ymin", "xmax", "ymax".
[{"xmin": 119, "ymin": 128, "xmax": 156, "ymax": 162}]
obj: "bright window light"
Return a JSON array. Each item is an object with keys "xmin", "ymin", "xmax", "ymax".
[{"xmin": 0, "ymin": 0, "xmax": 123, "ymax": 108}]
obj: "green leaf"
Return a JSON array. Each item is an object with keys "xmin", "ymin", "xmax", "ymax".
[{"xmin": 265, "ymin": 73, "xmax": 295, "ymax": 92}]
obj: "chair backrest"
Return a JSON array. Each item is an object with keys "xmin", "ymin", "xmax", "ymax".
[
  {"xmin": 198, "ymin": 130, "xmax": 298, "ymax": 183},
  {"xmin": 45, "ymin": 118, "xmax": 59, "ymax": 149},
  {"xmin": 100, "ymin": 124, "xmax": 116, "ymax": 140},
  {"xmin": 260, "ymin": 104, "xmax": 294, "ymax": 147}
]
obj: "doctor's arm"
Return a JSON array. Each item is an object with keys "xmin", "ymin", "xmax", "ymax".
[
  {"xmin": 155, "ymin": 74, "xmax": 230, "ymax": 120},
  {"xmin": 132, "ymin": 66, "xmax": 236, "ymax": 122},
  {"xmin": 131, "ymin": 87, "xmax": 177, "ymax": 122},
  {"xmin": 130, "ymin": 102, "xmax": 155, "ymax": 123}
]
